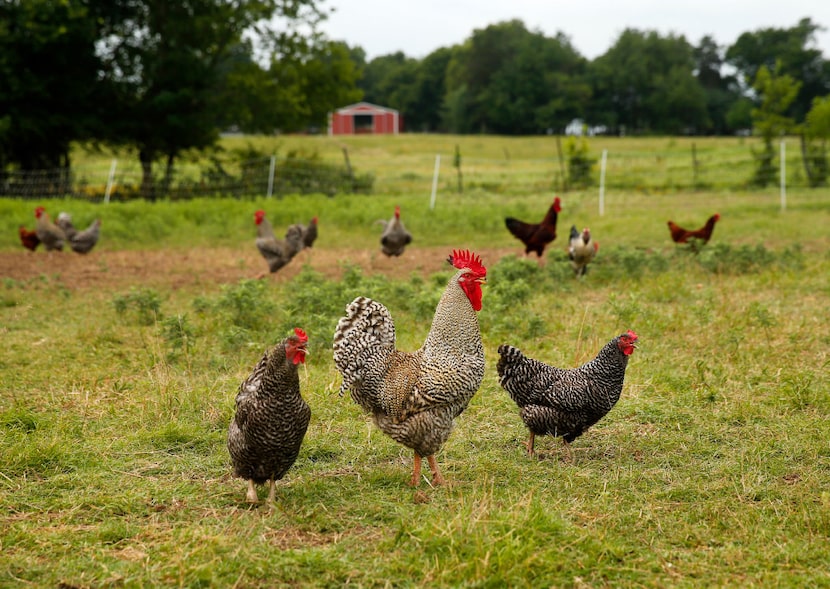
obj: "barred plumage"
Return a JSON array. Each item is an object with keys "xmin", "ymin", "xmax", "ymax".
[
  {"xmin": 228, "ymin": 329, "xmax": 310, "ymax": 504},
  {"xmin": 333, "ymin": 250, "xmax": 486, "ymax": 486},
  {"xmin": 497, "ymin": 331, "xmax": 638, "ymax": 456}
]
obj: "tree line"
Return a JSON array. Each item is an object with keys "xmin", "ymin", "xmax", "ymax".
[{"xmin": 1, "ymin": 1, "xmax": 829, "ymax": 194}]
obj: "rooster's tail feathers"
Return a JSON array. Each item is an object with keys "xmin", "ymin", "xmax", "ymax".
[{"xmin": 333, "ymin": 296, "xmax": 396, "ymax": 392}]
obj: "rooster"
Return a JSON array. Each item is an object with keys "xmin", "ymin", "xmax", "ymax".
[
  {"xmin": 18, "ymin": 226, "xmax": 40, "ymax": 251},
  {"xmin": 505, "ymin": 196, "xmax": 562, "ymax": 259},
  {"xmin": 34, "ymin": 206, "xmax": 66, "ymax": 251},
  {"xmin": 568, "ymin": 225, "xmax": 598, "ymax": 276},
  {"xmin": 67, "ymin": 218, "xmax": 102, "ymax": 254},
  {"xmin": 667, "ymin": 213, "xmax": 720, "ymax": 248},
  {"xmin": 333, "ymin": 249, "xmax": 487, "ymax": 487},
  {"xmin": 254, "ymin": 210, "xmax": 303, "ymax": 275},
  {"xmin": 497, "ymin": 331, "xmax": 638, "ymax": 458},
  {"xmin": 227, "ymin": 328, "xmax": 311, "ymax": 505},
  {"xmin": 378, "ymin": 205, "xmax": 412, "ymax": 257}
]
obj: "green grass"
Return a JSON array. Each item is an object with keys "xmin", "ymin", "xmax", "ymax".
[{"xmin": 2, "ymin": 141, "xmax": 830, "ymax": 586}]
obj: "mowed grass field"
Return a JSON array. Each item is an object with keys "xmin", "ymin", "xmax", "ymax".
[{"xmin": 1, "ymin": 135, "xmax": 830, "ymax": 587}]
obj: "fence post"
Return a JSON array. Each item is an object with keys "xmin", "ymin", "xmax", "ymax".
[
  {"xmin": 430, "ymin": 154, "xmax": 441, "ymax": 210},
  {"xmin": 780, "ymin": 140, "xmax": 786, "ymax": 212},
  {"xmin": 104, "ymin": 159, "xmax": 117, "ymax": 204},
  {"xmin": 267, "ymin": 154, "xmax": 276, "ymax": 198},
  {"xmin": 598, "ymin": 149, "xmax": 608, "ymax": 216}
]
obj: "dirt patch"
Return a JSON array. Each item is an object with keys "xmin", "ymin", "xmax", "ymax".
[{"xmin": 0, "ymin": 246, "xmax": 519, "ymax": 292}]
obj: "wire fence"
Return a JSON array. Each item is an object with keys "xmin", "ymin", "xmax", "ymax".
[{"xmin": 0, "ymin": 140, "xmax": 822, "ymax": 203}]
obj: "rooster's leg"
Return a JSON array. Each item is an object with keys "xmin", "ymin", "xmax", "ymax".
[
  {"xmin": 410, "ymin": 453, "xmax": 423, "ymax": 487},
  {"xmin": 245, "ymin": 480, "xmax": 258, "ymax": 503},
  {"xmin": 427, "ymin": 455, "xmax": 445, "ymax": 487},
  {"xmin": 523, "ymin": 432, "xmax": 536, "ymax": 456}
]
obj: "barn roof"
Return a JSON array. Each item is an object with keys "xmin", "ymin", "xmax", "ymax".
[{"xmin": 334, "ymin": 102, "xmax": 399, "ymax": 116}]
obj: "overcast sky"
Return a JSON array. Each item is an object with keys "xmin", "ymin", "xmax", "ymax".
[{"xmin": 318, "ymin": 1, "xmax": 830, "ymax": 61}]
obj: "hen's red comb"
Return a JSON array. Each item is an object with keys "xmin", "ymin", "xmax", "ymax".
[
  {"xmin": 294, "ymin": 327, "xmax": 308, "ymax": 342},
  {"xmin": 448, "ymin": 249, "xmax": 486, "ymax": 275},
  {"xmin": 625, "ymin": 330, "xmax": 638, "ymax": 340}
]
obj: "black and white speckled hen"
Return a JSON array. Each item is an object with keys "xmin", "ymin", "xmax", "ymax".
[
  {"xmin": 228, "ymin": 328, "xmax": 311, "ymax": 504},
  {"xmin": 497, "ymin": 331, "xmax": 638, "ymax": 457},
  {"xmin": 333, "ymin": 250, "xmax": 486, "ymax": 486}
]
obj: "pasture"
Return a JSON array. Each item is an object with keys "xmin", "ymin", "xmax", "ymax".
[{"xmin": 1, "ymin": 135, "xmax": 830, "ymax": 587}]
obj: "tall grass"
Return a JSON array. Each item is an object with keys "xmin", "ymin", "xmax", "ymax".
[{"xmin": 1, "ymin": 149, "xmax": 829, "ymax": 586}]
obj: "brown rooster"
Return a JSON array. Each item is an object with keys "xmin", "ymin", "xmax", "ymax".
[
  {"xmin": 667, "ymin": 213, "xmax": 720, "ymax": 246},
  {"xmin": 227, "ymin": 328, "xmax": 311, "ymax": 505},
  {"xmin": 497, "ymin": 331, "xmax": 638, "ymax": 458},
  {"xmin": 378, "ymin": 205, "xmax": 412, "ymax": 257},
  {"xmin": 333, "ymin": 249, "xmax": 487, "ymax": 487},
  {"xmin": 505, "ymin": 196, "xmax": 562, "ymax": 259},
  {"xmin": 254, "ymin": 209, "xmax": 304, "ymax": 275},
  {"xmin": 568, "ymin": 225, "xmax": 598, "ymax": 276},
  {"xmin": 19, "ymin": 226, "xmax": 40, "ymax": 251},
  {"xmin": 34, "ymin": 206, "xmax": 66, "ymax": 251}
]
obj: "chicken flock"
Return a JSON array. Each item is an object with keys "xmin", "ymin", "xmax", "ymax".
[
  {"xmin": 16, "ymin": 197, "xmax": 726, "ymax": 505},
  {"xmin": 19, "ymin": 206, "xmax": 102, "ymax": 254}
]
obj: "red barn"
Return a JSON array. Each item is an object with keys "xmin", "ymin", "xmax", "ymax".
[{"xmin": 328, "ymin": 102, "xmax": 402, "ymax": 135}]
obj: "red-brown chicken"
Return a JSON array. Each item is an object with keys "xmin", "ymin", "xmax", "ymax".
[
  {"xmin": 667, "ymin": 213, "xmax": 720, "ymax": 246},
  {"xmin": 19, "ymin": 226, "xmax": 40, "ymax": 251},
  {"xmin": 505, "ymin": 196, "xmax": 562, "ymax": 258}
]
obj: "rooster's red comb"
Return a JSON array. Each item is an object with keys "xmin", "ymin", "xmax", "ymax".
[
  {"xmin": 447, "ymin": 249, "xmax": 486, "ymax": 275},
  {"xmin": 293, "ymin": 327, "xmax": 308, "ymax": 342},
  {"xmin": 624, "ymin": 330, "xmax": 638, "ymax": 341}
]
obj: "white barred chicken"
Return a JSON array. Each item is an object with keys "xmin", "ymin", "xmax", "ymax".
[
  {"xmin": 333, "ymin": 250, "xmax": 486, "ymax": 486},
  {"xmin": 497, "ymin": 331, "xmax": 638, "ymax": 457}
]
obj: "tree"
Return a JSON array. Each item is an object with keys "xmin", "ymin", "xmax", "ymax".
[
  {"xmin": 726, "ymin": 18, "xmax": 830, "ymax": 122},
  {"xmin": 0, "ymin": 0, "xmax": 107, "ymax": 181},
  {"xmin": 750, "ymin": 63, "xmax": 801, "ymax": 186},
  {"xmin": 96, "ymin": 0, "xmax": 327, "ymax": 199},
  {"xmin": 443, "ymin": 20, "xmax": 588, "ymax": 134},
  {"xmin": 801, "ymin": 95, "xmax": 830, "ymax": 186},
  {"xmin": 694, "ymin": 36, "xmax": 744, "ymax": 134},
  {"xmin": 588, "ymin": 29, "xmax": 708, "ymax": 134}
]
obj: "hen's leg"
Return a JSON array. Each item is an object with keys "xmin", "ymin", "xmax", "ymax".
[
  {"xmin": 561, "ymin": 438, "xmax": 574, "ymax": 462},
  {"xmin": 427, "ymin": 455, "xmax": 445, "ymax": 486},
  {"xmin": 267, "ymin": 478, "xmax": 277, "ymax": 505},
  {"xmin": 410, "ymin": 453, "xmax": 422, "ymax": 487},
  {"xmin": 245, "ymin": 480, "xmax": 258, "ymax": 503},
  {"xmin": 523, "ymin": 432, "xmax": 536, "ymax": 456}
]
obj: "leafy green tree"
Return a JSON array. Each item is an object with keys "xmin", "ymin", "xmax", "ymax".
[
  {"xmin": 694, "ymin": 36, "xmax": 744, "ymax": 134},
  {"xmin": 588, "ymin": 29, "xmax": 708, "ymax": 134},
  {"xmin": 750, "ymin": 63, "xmax": 801, "ymax": 186},
  {"xmin": 0, "ymin": 0, "xmax": 107, "ymax": 178},
  {"xmin": 800, "ymin": 95, "xmax": 830, "ymax": 186},
  {"xmin": 443, "ymin": 20, "xmax": 588, "ymax": 134},
  {"xmin": 726, "ymin": 18, "xmax": 830, "ymax": 122},
  {"xmin": 96, "ymin": 0, "xmax": 326, "ymax": 199},
  {"xmin": 360, "ymin": 52, "xmax": 420, "ymax": 117}
]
